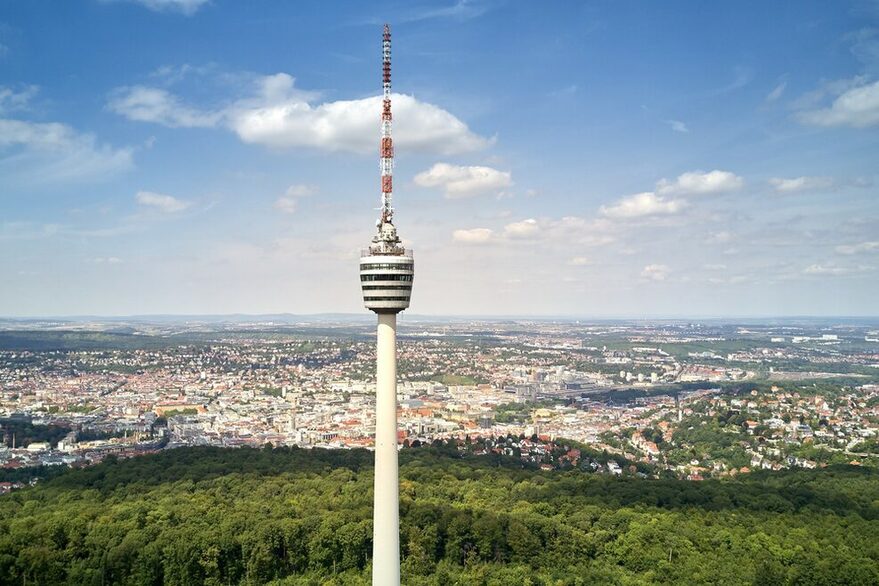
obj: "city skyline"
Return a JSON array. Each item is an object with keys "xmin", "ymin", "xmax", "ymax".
[{"xmin": 2, "ymin": 0, "xmax": 879, "ymax": 317}]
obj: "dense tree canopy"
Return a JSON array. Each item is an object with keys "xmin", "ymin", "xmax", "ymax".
[{"xmin": 1, "ymin": 446, "xmax": 877, "ymax": 585}]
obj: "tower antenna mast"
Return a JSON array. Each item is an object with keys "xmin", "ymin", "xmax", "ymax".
[{"xmin": 379, "ymin": 24, "xmax": 394, "ymax": 227}]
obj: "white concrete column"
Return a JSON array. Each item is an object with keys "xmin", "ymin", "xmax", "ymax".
[{"xmin": 373, "ymin": 312, "xmax": 400, "ymax": 586}]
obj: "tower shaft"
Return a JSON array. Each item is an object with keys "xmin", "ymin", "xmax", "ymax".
[{"xmin": 372, "ymin": 312, "xmax": 400, "ymax": 586}]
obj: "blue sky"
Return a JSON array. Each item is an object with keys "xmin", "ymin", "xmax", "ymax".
[{"xmin": 1, "ymin": 0, "xmax": 878, "ymax": 317}]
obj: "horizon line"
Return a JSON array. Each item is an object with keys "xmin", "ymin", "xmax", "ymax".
[{"xmin": 1, "ymin": 312, "xmax": 878, "ymax": 322}]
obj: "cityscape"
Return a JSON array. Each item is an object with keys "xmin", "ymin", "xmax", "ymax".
[{"xmin": 3, "ymin": 317, "xmax": 877, "ymax": 493}]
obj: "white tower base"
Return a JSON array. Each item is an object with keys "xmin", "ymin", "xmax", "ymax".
[{"xmin": 373, "ymin": 312, "xmax": 400, "ymax": 586}]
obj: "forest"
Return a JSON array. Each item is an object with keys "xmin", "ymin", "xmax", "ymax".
[{"xmin": 0, "ymin": 446, "xmax": 877, "ymax": 585}]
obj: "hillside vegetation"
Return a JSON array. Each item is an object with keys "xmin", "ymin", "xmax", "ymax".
[{"xmin": 1, "ymin": 447, "xmax": 877, "ymax": 585}]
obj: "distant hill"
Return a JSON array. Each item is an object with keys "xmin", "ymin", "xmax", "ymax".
[{"xmin": 0, "ymin": 446, "xmax": 877, "ymax": 585}]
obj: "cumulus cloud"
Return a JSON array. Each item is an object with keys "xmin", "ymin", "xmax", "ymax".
[
  {"xmin": 0, "ymin": 118, "xmax": 133, "ymax": 184},
  {"xmin": 452, "ymin": 228, "xmax": 494, "ymax": 244},
  {"xmin": 600, "ymin": 192, "xmax": 685, "ymax": 219},
  {"xmin": 503, "ymin": 218, "xmax": 540, "ymax": 239},
  {"xmin": 656, "ymin": 170, "xmax": 744, "ymax": 196},
  {"xmin": 135, "ymin": 190, "xmax": 189, "ymax": 213},
  {"xmin": 108, "ymin": 86, "xmax": 220, "ymax": 127},
  {"xmin": 414, "ymin": 163, "xmax": 511, "ymax": 198},
  {"xmin": 769, "ymin": 176, "xmax": 834, "ymax": 193},
  {"xmin": 798, "ymin": 79, "xmax": 879, "ymax": 128},
  {"xmin": 835, "ymin": 241, "xmax": 879, "ymax": 255},
  {"xmin": 105, "ymin": 0, "xmax": 209, "ymax": 15},
  {"xmin": 274, "ymin": 184, "xmax": 316, "ymax": 214},
  {"xmin": 598, "ymin": 170, "xmax": 741, "ymax": 221},
  {"xmin": 229, "ymin": 80, "xmax": 490, "ymax": 154},
  {"xmin": 109, "ymin": 73, "xmax": 491, "ymax": 155},
  {"xmin": 641, "ymin": 264, "xmax": 670, "ymax": 281}
]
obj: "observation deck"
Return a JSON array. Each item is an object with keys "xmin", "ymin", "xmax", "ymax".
[{"xmin": 360, "ymin": 247, "xmax": 413, "ymax": 314}]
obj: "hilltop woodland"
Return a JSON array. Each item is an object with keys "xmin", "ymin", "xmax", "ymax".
[{"xmin": 1, "ymin": 446, "xmax": 878, "ymax": 585}]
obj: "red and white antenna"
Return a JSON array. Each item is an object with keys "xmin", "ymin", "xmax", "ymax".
[{"xmin": 379, "ymin": 23, "xmax": 394, "ymax": 226}]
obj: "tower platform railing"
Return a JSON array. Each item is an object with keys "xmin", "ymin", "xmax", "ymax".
[{"xmin": 361, "ymin": 248, "xmax": 414, "ymax": 258}]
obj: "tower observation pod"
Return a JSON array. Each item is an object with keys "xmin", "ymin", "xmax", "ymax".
[{"xmin": 360, "ymin": 24, "xmax": 410, "ymax": 586}]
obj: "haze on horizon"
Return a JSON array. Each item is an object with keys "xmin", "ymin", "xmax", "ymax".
[{"xmin": 2, "ymin": 0, "xmax": 878, "ymax": 318}]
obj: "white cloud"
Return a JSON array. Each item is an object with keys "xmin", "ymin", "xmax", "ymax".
[
  {"xmin": 594, "ymin": 169, "xmax": 741, "ymax": 230},
  {"xmin": 714, "ymin": 66, "xmax": 753, "ymax": 95},
  {"xmin": 705, "ymin": 231, "xmax": 733, "ymax": 244},
  {"xmin": 0, "ymin": 222, "xmax": 61, "ymax": 241},
  {"xmin": 284, "ymin": 184, "xmax": 317, "ymax": 198},
  {"xmin": 792, "ymin": 76, "xmax": 867, "ymax": 110},
  {"xmin": 108, "ymin": 86, "xmax": 220, "ymax": 128},
  {"xmin": 600, "ymin": 192, "xmax": 686, "ymax": 219},
  {"xmin": 641, "ymin": 264, "xmax": 670, "ymax": 281},
  {"xmin": 835, "ymin": 241, "xmax": 879, "ymax": 255},
  {"xmin": 798, "ymin": 79, "xmax": 879, "ymax": 128},
  {"xmin": 707, "ymin": 275, "xmax": 751, "ymax": 285},
  {"xmin": 414, "ymin": 163, "xmax": 512, "ymax": 198},
  {"xmin": 766, "ymin": 80, "xmax": 787, "ymax": 102},
  {"xmin": 769, "ymin": 176, "xmax": 834, "ymax": 193},
  {"xmin": 803, "ymin": 263, "xmax": 874, "ymax": 276},
  {"xmin": 656, "ymin": 170, "xmax": 744, "ymax": 196},
  {"xmin": 274, "ymin": 197, "xmax": 299, "ymax": 214},
  {"xmin": 273, "ymin": 183, "xmax": 317, "ymax": 214},
  {"xmin": 110, "ymin": 73, "xmax": 491, "ymax": 155},
  {"xmin": 402, "ymin": 0, "xmax": 492, "ymax": 22},
  {"xmin": 452, "ymin": 228, "xmax": 494, "ymax": 244},
  {"xmin": 108, "ymin": 0, "xmax": 209, "ymax": 15},
  {"xmin": 230, "ymin": 83, "xmax": 490, "ymax": 154},
  {"xmin": 450, "ymin": 216, "xmax": 602, "ymax": 246},
  {"xmin": 568, "ymin": 256, "xmax": 591, "ymax": 266},
  {"xmin": 0, "ymin": 118, "xmax": 133, "ymax": 184},
  {"xmin": 503, "ymin": 218, "xmax": 540, "ymax": 239},
  {"xmin": 664, "ymin": 119, "xmax": 689, "ymax": 133},
  {"xmin": 0, "ymin": 85, "xmax": 38, "ymax": 114},
  {"xmin": 847, "ymin": 28, "xmax": 879, "ymax": 68},
  {"xmin": 548, "ymin": 85, "xmax": 578, "ymax": 98},
  {"xmin": 803, "ymin": 264, "xmax": 842, "ymax": 275},
  {"xmin": 136, "ymin": 190, "xmax": 189, "ymax": 213}
]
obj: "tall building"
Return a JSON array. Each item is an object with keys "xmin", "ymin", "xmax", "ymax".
[{"xmin": 359, "ymin": 24, "xmax": 412, "ymax": 586}]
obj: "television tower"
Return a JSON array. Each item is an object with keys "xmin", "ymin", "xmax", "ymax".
[{"xmin": 360, "ymin": 24, "xmax": 412, "ymax": 586}]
